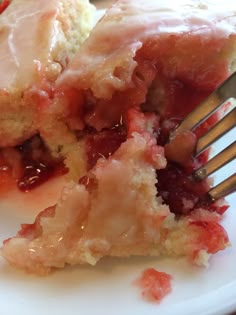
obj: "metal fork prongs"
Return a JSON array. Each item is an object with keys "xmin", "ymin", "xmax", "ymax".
[{"xmin": 174, "ymin": 71, "xmax": 236, "ymax": 201}]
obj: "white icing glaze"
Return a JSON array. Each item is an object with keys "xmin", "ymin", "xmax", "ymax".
[
  {"xmin": 107, "ymin": 0, "xmax": 236, "ymax": 35},
  {"xmin": 0, "ymin": 0, "xmax": 60, "ymax": 90}
]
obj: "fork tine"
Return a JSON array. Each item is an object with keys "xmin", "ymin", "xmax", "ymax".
[
  {"xmin": 193, "ymin": 141, "xmax": 236, "ymax": 181},
  {"xmin": 195, "ymin": 107, "xmax": 236, "ymax": 156},
  {"xmin": 207, "ymin": 173, "xmax": 236, "ymax": 202},
  {"xmin": 175, "ymin": 71, "xmax": 236, "ymax": 132}
]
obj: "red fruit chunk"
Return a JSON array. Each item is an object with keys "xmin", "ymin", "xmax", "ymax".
[
  {"xmin": 135, "ymin": 268, "xmax": 172, "ymax": 303},
  {"xmin": 0, "ymin": 0, "xmax": 10, "ymax": 14}
]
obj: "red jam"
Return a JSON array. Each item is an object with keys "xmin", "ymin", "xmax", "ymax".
[{"xmin": 16, "ymin": 137, "xmax": 67, "ymax": 192}]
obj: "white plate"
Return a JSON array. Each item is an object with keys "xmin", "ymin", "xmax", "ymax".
[{"xmin": 0, "ymin": 8, "xmax": 236, "ymax": 315}]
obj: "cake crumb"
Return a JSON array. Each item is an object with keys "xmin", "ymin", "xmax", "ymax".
[{"xmin": 135, "ymin": 268, "xmax": 172, "ymax": 303}]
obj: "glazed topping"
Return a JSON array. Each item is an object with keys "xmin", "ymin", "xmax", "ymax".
[
  {"xmin": 0, "ymin": 0, "xmax": 62, "ymax": 90},
  {"xmin": 56, "ymin": 0, "xmax": 235, "ymax": 136},
  {"xmin": 57, "ymin": 0, "xmax": 236, "ymax": 99}
]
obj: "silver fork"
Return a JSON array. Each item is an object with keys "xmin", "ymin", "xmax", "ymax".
[{"xmin": 173, "ymin": 71, "xmax": 236, "ymax": 202}]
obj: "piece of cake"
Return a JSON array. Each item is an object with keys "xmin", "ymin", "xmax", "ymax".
[
  {"xmin": 0, "ymin": 0, "xmax": 95, "ymax": 148},
  {"xmin": 0, "ymin": 0, "xmax": 95, "ymax": 190},
  {"xmin": 1, "ymin": 0, "xmax": 235, "ymax": 274}
]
